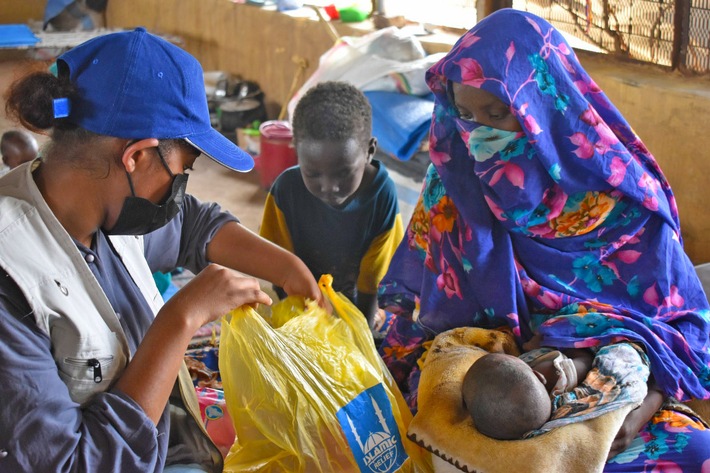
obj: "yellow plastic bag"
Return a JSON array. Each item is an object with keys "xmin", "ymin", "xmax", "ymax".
[{"xmin": 219, "ymin": 275, "xmax": 431, "ymax": 473}]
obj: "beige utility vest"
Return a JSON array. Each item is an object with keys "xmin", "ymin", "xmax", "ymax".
[
  {"xmin": 0, "ymin": 161, "xmax": 222, "ymax": 471},
  {"xmin": 0, "ymin": 162, "xmax": 162, "ymax": 402}
]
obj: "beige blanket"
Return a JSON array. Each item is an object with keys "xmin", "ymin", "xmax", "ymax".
[{"xmin": 407, "ymin": 327, "xmax": 638, "ymax": 473}]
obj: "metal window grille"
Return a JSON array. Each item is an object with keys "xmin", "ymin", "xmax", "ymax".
[
  {"xmin": 682, "ymin": 0, "xmax": 710, "ymax": 72},
  {"xmin": 514, "ymin": 0, "xmax": 710, "ymax": 73}
]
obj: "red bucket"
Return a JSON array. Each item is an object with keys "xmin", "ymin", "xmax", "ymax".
[{"xmin": 255, "ymin": 120, "xmax": 298, "ymax": 190}]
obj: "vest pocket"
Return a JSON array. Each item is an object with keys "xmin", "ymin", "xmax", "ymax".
[{"xmin": 58, "ymin": 355, "xmax": 115, "ymax": 405}]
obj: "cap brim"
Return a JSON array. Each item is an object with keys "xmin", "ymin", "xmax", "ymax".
[{"xmin": 185, "ymin": 128, "xmax": 254, "ymax": 172}]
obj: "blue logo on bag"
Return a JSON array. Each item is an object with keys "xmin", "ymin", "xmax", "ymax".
[
  {"xmin": 336, "ymin": 383, "xmax": 407, "ymax": 473},
  {"xmin": 205, "ymin": 404, "xmax": 223, "ymax": 420}
]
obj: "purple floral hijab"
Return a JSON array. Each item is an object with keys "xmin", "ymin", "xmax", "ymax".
[{"xmin": 379, "ymin": 9, "xmax": 710, "ymax": 405}]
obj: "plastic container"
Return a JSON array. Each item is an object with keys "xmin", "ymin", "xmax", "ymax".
[
  {"xmin": 338, "ymin": 6, "xmax": 369, "ymax": 22},
  {"xmin": 324, "ymin": 4, "xmax": 339, "ymax": 19},
  {"xmin": 255, "ymin": 121, "xmax": 298, "ymax": 190},
  {"xmin": 236, "ymin": 126, "xmax": 261, "ymax": 156},
  {"xmin": 217, "ymin": 98, "xmax": 264, "ymax": 133}
]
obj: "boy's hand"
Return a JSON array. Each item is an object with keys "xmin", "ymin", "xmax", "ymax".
[{"xmin": 372, "ymin": 308, "xmax": 386, "ymax": 331}]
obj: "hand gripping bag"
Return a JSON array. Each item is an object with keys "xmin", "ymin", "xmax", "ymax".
[{"xmin": 219, "ymin": 275, "xmax": 431, "ymax": 472}]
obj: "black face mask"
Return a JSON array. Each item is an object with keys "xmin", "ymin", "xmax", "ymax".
[{"xmin": 106, "ymin": 147, "xmax": 189, "ymax": 235}]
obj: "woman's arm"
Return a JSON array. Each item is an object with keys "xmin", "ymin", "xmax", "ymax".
[
  {"xmin": 130, "ymin": 200, "xmax": 320, "ymax": 422},
  {"xmin": 607, "ymin": 382, "xmax": 664, "ymax": 460},
  {"xmin": 145, "ymin": 198, "xmax": 321, "ymax": 304},
  {"xmin": 206, "ymin": 221, "xmax": 322, "ymax": 304}
]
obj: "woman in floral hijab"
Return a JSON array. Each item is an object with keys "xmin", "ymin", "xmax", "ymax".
[{"xmin": 379, "ymin": 8, "xmax": 710, "ymax": 467}]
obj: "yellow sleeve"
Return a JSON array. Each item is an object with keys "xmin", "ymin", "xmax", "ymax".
[
  {"xmin": 356, "ymin": 213, "xmax": 404, "ymax": 294},
  {"xmin": 258, "ymin": 193, "xmax": 295, "ymax": 253}
]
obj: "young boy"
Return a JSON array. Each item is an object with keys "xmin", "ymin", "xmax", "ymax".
[
  {"xmin": 259, "ymin": 81, "xmax": 404, "ymax": 334},
  {"xmin": 0, "ymin": 129, "xmax": 39, "ymax": 176},
  {"xmin": 462, "ymin": 343, "xmax": 648, "ymax": 440}
]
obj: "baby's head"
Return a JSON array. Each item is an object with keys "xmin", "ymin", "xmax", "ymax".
[
  {"xmin": 292, "ymin": 81, "xmax": 376, "ymax": 208},
  {"xmin": 462, "ymin": 352, "xmax": 551, "ymax": 440},
  {"xmin": 1, "ymin": 130, "xmax": 39, "ymax": 169}
]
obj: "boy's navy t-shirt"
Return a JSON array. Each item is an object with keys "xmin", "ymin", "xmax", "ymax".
[{"xmin": 259, "ymin": 159, "xmax": 403, "ymax": 301}]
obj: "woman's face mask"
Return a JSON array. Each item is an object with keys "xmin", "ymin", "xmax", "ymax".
[
  {"xmin": 106, "ymin": 147, "xmax": 188, "ymax": 235},
  {"xmin": 458, "ymin": 123, "xmax": 525, "ymax": 162}
]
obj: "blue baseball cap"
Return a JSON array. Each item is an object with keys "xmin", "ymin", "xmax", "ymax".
[{"xmin": 57, "ymin": 27, "xmax": 254, "ymax": 172}]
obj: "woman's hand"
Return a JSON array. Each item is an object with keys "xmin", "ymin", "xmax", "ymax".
[
  {"xmin": 163, "ymin": 263, "xmax": 273, "ymax": 330},
  {"xmin": 279, "ymin": 256, "xmax": 323, "ymax": 305},
  {"xmin": 607, "ymin": 385, "xmax": 664, "ymax": 460},
  {"xmin": 522, "ymin": 333, "xmax": 543, "ymax": 351},
  {"xmin": 117, "ymin": 264, "xmax": 272, "ymax": 423}
]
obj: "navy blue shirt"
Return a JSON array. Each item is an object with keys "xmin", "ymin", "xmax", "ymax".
[{"xmin": 259, "ymin": 160, "xmax": 402, "ymax": 302}]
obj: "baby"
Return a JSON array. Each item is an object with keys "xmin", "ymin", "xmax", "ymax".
[
  {"xmin": 462, "ymin": 348, "xmax": 594, "ymax": 440},
  {"xmin": 462, "ymin": 342, "xmax": 650, "ymax": 440}
]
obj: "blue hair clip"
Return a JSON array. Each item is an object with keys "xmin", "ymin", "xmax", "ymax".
[{"xmin": 53, "ymin": 97, "xmax": 70, "ymax": 118}]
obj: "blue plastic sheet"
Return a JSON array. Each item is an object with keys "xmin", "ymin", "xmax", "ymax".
[
  {"xmin": 364, "ymin": 91, "xmax": 434, "ymax": 162},
  {"xmin": 0, "ymin": 25, "xmax": 41, "ymax": 48}
]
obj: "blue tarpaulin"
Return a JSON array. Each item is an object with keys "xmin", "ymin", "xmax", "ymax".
[
  {"xmin": 0, "ymin": 24, "xmax": 41, "ymax": 48},
  {"xmin": 364, "ymin": 90, "xmax": 434, "ymax": 162}
]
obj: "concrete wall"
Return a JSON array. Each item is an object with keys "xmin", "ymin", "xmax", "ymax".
[{"xmin": 4, "ymin": 0, "xmax": 709, "ymax": 263}]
